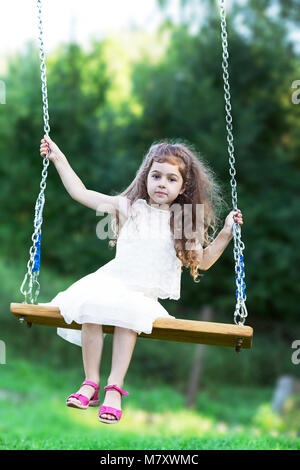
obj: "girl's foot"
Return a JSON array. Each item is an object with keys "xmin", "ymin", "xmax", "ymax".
[
  {"xmin": 67, "ymin": 381, "xmax": 99, "ymax": 407},
  {"xmin": 99, "ymin": 386, "xmax": 122, "ymax": 421}
]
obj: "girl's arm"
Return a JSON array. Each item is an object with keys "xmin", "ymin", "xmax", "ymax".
[
  {"xmin": 196, "ymin": 209, "xmax": 243, "ymax": 270},
  {"xmin": 41, "ymin": 135, "xmax": 128, "ymax": 216},
  {"xmin": 201, "ymin": 227, "xmax": 232, "ymax": 270},
  {"xmin": 41, "ymin": 134, "xmax": 86, "ymax": 199},
  {"xmin": 54, "ymin": 157, "xmax": 126, "ymax": 214},
  {"xmin": 53, "ymin": 154, "xmax": 87, "ymax": 200}
]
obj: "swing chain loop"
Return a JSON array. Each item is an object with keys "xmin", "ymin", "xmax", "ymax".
[
  {"xmin": 219, "ymin": 0, "xmax": 248, "ymax": 326},
  {"xmin": 20, "ymin": 0, "xmax": 50, "ymax": 305}
]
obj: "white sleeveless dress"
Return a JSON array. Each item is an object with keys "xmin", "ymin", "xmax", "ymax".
[{"xmin": 39, "ymin": 198, "xmax": 182, "ymax": 347}]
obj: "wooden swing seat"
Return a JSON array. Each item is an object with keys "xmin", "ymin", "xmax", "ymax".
[{"xmin": 10, "ymin": 302, "xmax": 253, "ymax": 351}]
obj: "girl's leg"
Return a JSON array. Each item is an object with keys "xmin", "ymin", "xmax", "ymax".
[
  {"xmin": 67, "ymin": 323, "xmax": 104, "ymax": 406},
  {"xmin": 100, "ymin": 326, "xmax": 137, "ymax": 421}
]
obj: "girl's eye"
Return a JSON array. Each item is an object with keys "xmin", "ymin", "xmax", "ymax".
[{"xmin": 152, "ymin": 175, "xmax": 176, "ymax": 182}]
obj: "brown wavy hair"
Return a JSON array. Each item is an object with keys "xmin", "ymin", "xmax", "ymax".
[{"xmin": 109, "ymin": 139, "xmax": 227, "ymax": 282}]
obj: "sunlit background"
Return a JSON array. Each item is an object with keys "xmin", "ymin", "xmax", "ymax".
[
  {"xmin": 1, "ymin": 0, "xmax": 300, "ymax": 58},
  {"xmin": 0, "ymin": 0, "xmax": 300, "ymax": 451}
]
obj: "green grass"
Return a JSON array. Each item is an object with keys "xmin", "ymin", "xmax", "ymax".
[{"xmin": 0, "ymin": 357, "xmax": 299, "ymax": 450}]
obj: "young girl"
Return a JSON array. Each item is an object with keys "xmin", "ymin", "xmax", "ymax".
[{"xmin": 39, "ymin": 135, "xmax": 243, "ymax": 424}]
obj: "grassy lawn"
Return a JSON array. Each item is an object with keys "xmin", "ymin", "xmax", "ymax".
[{"xmin": 0, "ymin": 358, "xmax": 299, "ymax": 450}]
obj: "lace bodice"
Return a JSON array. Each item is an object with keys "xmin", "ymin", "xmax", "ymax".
[{"xmin": 107, "ymin": 198, "xmax": 182, "ymax": 300}]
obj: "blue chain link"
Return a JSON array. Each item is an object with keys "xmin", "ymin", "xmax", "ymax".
[{"xmin": 32, "ymin": 232, "xmax": 42, "ymax": 273}]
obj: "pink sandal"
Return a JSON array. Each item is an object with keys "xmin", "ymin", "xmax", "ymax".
[
  {"xmin": 66, "ymin": 380, "xmax": 100, "ymax": 409},
  {"xmin": 98, "ymin": 384, "xmax": 130, "ymax": 424}
]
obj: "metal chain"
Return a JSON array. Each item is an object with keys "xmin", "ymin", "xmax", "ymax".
[
  {"xmin": 218, "ymin": 0, "xmax": 248, "ymax": 326},
  {"xmin": 20, "ymin": 0, "xmax": 50, "ymax": 304}
]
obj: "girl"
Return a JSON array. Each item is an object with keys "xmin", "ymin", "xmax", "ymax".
[{"xmin": 39, "ymin": 135, "xmax": 243, "ymax": 424}]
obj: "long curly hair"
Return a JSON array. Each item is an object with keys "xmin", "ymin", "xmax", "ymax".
[{"xmin": 109, "ymin": 139, "xmax": 227, "ymax": 282}]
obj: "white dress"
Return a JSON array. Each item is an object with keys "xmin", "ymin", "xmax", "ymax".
[{"xmin": 39, "ymin": 198, "xmax": 182, "ymax": 347}]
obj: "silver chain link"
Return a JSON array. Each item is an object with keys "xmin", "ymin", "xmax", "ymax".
[
  {"xmin": 218, "ymin": 0, "xmax": 248, "ymax": 325},
  {"xmin": 20, "ymin": 0, "xmax": 50, "ymax": 304}
]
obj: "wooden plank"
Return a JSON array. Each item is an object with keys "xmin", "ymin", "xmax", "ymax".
[{"xmin": 10, "ymin": 302, "xmax": 253, "ymax": 349}]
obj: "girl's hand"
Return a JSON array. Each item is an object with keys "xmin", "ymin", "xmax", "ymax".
[
  {"xmin": 40, "ymin": 134, "xmax": 65, "ymax": 162},
  {"xmin": 224, "ymin": 209, "xmax": 243, "ymax": 234}
]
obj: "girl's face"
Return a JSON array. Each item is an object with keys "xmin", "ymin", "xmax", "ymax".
[{"xmin": 146, "ymin": 161, "xmax": 185, "ymax": 207}]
